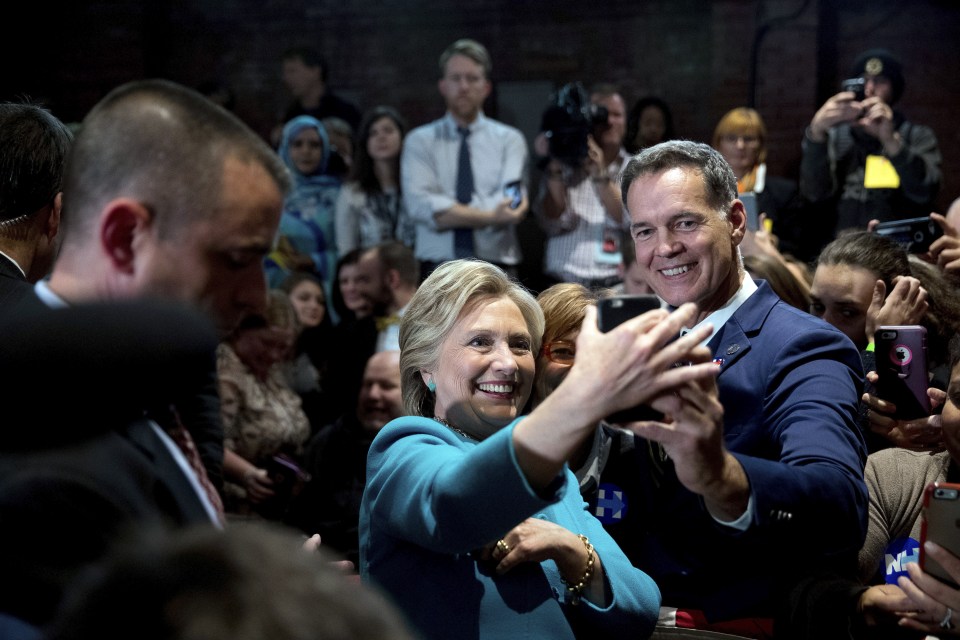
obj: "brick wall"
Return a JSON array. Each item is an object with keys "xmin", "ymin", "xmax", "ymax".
[{"xmin": 2, "ymin": 0, "xmax": 956, "ymax": 213}]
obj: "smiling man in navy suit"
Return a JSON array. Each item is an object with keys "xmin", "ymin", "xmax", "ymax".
[{"xmin": 614, "ymin": 141, "xmax": 867, "ymax": 635}]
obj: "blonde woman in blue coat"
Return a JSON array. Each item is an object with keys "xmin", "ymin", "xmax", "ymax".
[{"xmin": 360, "ymin": 259, "xmax": 719, "ymax": 639}]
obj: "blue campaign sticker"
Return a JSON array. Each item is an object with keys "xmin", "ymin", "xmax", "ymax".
[
  {"xmin": 594, "ymin": 483, "xmax": 628, "ymax": 524},
  {"xmin": 883, "ymin": 536, "xmax": 920, "ymax": 584}
]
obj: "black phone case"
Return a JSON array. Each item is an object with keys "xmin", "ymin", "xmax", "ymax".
[
  {"xmin": 873, "ymin": 217, "xmax": 944, "ymax": 254},
  {"xmin": 597, "ymin": 295, "xmax": 665, "ymax": 422},
  {"xmin": 874, "ymin": 325, "xmax": 931, "ymax": 420}
]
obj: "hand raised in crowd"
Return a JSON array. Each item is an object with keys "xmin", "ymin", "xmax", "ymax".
[
  {"xmin": 862, "ymin": 371, "xmax": 945, "ymax": 450},
  {"xmin": 513, "ymin": 304, "xmax": 718, "ymax": 491},
  {"xmin": 566, "ymin": 304, "xmax": 717, "ymax": 421},
  {"xmin": 856, "ymin": 96, "xmax": 900, "ymax": 151},
  {"xmin": 896, "ymin": 542, "xmax": 960, "ymax": 636},
  {"xmin": 739, "ymin": 213, "xmax": 781, "ymax": 258},
  {"xmin": 864, "ymin": 276, "xmax": 929, "ymax": 344},
  {"xmin": 809, "ymin": 91, "xmax": 866, "ymax": 142},
  {"xmin": 929, "ymin": 212, "xmax": 960, "ymax": 276},
  {"xmin": 627, "ymin": 365, "xmax": 749, "ymax": 522},
  {"xmin": 586, "ymin": 135, "xmax": 606, "ymax": 178}
]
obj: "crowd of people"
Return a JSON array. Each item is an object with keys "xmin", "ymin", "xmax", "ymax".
[{"xmin": 1, "ymin": 34, "xmax": 959, "ymax": 640}]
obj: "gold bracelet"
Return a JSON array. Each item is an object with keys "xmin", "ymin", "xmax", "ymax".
[{"xmin": 561, "ymin": 534, "xmax": 595, "ymax": 605}]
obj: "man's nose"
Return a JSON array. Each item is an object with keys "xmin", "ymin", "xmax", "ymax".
[{"xmin": 655, "ymin": 232, "xmax": 681, "ymax": 256}]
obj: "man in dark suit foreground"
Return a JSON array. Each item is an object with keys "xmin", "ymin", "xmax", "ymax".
[
  {"xmin": 0, "ymin": 300, "xmax": 221, "ymax": 625},
  {"xmin": 0, "ymin": 79, "xmax": 290, "ymax": 627}
]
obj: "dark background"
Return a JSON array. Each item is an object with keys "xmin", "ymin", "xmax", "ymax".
[{"xmin": 3, "ymin": 0, "xmax": 957, "ymax": 270}]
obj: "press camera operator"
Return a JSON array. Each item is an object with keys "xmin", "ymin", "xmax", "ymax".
[{"xmin": 534, "ymin": 82, "xmax": 630, "ymax": 289}]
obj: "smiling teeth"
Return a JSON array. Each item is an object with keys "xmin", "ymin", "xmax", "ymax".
[
  {"xmin": 479, "ymin": 383, "xmax": 513, "ymax": 393},
  {"xmin": 661, "ymin": 265, "xmax": 690, "ymax": 276}
]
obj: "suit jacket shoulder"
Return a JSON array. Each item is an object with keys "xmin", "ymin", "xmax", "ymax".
[{"xmin": 0, "ymin": 419, "xmax": 212, "ymax": 625}]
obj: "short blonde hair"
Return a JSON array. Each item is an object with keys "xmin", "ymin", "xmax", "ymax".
[
  {"xmin": 399, "ymin": 260, "xmax": 544, "ymax": 417},
  {"xmin": 537, "ymin": 283, "xmax": 610, "ymax": 346},
  {"xmin": 439, "ymin": 39, "xmax": 491, "ymax": 78},
  {"xmin": 711, "ymin": 107, "xmax": 768, "ymax": 165}
]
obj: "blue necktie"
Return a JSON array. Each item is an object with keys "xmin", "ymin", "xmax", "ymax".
[{"xmin": 454, "ymin": 126, "xmax": 475, "ymax": 258}]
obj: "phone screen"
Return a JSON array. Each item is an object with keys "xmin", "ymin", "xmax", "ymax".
[
  {"xmin": 739, "ymin": 192, "xmax": 760, "ymax": 232},
  {"xmin": 921, "ymin": 482, "xmax": 960, "ymax": 586},
  {"xmin": 597, "ymin": 295, "xmax": 662, "ymax": 332},
  {"xmin": 504, "ymin": 181, "xmax": 522, "ymax": 209},
  {"xmin": 597, "ymin": 295, "xmax": 666, "ymax": 423}
]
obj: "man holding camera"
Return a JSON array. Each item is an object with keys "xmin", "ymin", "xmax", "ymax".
[
  {"xmin": 401, "ymin": 39, "xmax": 528, "ymax": 278},
  {"xmin": 800, "ymin": 48, "xmax": 941, "ymax": 237},
  {"xmin": 535, "ymin": 83, "xmax": 630, "ymax": 289}
]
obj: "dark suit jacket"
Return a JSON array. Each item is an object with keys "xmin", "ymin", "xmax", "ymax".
[
  {"xmin": 603, "ymin": 281, "xmax": 868, "ymax": 621},
  {"xmin": 0, "ymin": 419, "xmax": 214, "ymax": 625},
  {"xmin": 0, "ymin": 290, "xmax": 225, "ymax": 489},
  {"xmin": 0, "ymin": 253, "xmax": 32, "ymax": 311},
  {"xmin": 325, "ymin": 316, "xmax": 377, "ymax": 421},
  {"xmin": 0, "ymin": 300, "xmax": 222, "ymax": 624}
]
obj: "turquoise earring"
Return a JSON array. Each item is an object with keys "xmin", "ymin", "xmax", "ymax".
[{"xmin": 427, "ymin": 379, "xmax": 437, "ymax": 393}]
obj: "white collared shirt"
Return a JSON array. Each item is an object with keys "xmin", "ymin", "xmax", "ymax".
[
  {"xmin": 375, "ymin": 303, "xmax": 408, "ymax": 353},
  {"xmin": 401, "ymin": 112, "xmax": 529, "ymax": 264},
  {"xmin": 681, "ymin": 274, "xmax": 758, "ymax": 347}
]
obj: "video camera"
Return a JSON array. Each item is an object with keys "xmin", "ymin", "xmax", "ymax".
[{"xmin": 540, "ymin": 82, "xmax": 609, "ymax": 167}]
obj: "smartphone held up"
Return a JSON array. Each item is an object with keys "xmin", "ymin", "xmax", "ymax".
[
  {"xmin": 920, "ymin": 482, "xmax": 960, "ymax": 587},
  {"xmin": 503, "ymin": 180, "xmax": 522, "ymax": 209},
  {"xmin": 874, "ymin": 325, "xmax": 931, "ymax": 420},
  {"xmin": 873, "ymin": 216, "xmax": 944, "ymax": 254},
  {"xmin": 841, "ymin": 77, "xmax": 866, "ymax": 101},
  {"xmin": 597, "ymin": 295, "xmax": 666, "ymax": 423}
]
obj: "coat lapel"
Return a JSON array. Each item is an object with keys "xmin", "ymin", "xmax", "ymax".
[{"xmin": 707, "ymin": 281, "xmax": 779, "ymax": 374}]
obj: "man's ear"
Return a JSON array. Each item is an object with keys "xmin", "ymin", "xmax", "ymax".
[
  {"xmin": 728, "ymin": 199, "xmax": 747, "ymax": 246},
  {"xmin": 385, "ymin": 268, "xmax": 401, "ymax": 290},
  {"xmin": 99, "ymin": 199, "xmax": 153, "ymax": 274},
  {"xmin": 480, "ymin": 79, "xmax": 492, "ymax": 101},
  {"xmin": 43, "ymin": 192, "xmax": 63, "ymax": 242}
]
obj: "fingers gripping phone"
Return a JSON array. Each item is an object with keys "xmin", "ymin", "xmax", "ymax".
[
  {"xmin": 920, "ymin": 482, "xmax": 960, "ymax": 587},
  {"xmin": 504, "ymin": 180, "xmax": 523, "ymax": 209},
  {"xmin": 873, "ymin": 216, "xmax": 944, "ymax": 254},
  {"xmin": 841, "ymin": 77, "xmax": 866, "ymax": 101},
  {"xmin": 597, "ymin": 295, "xmax": 666, "ymax": 423},
  {"xmin": 874, "ymin": 325, "xmax": 931, "ymax": 420}
]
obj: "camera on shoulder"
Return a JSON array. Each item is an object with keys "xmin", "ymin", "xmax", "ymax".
[{"xmin": 539, "ymin": 82, "xmax": 609, "ymax": 167}]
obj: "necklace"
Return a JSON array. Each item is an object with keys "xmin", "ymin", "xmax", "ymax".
[{"xmin": 433, "ymin": 416, "xmax": 476, "ymax": 441}]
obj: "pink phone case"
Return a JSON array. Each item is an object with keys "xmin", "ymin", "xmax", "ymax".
[{"xmin": 874, "ymin": 325, "xmax": 931, "ymax": 420}]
